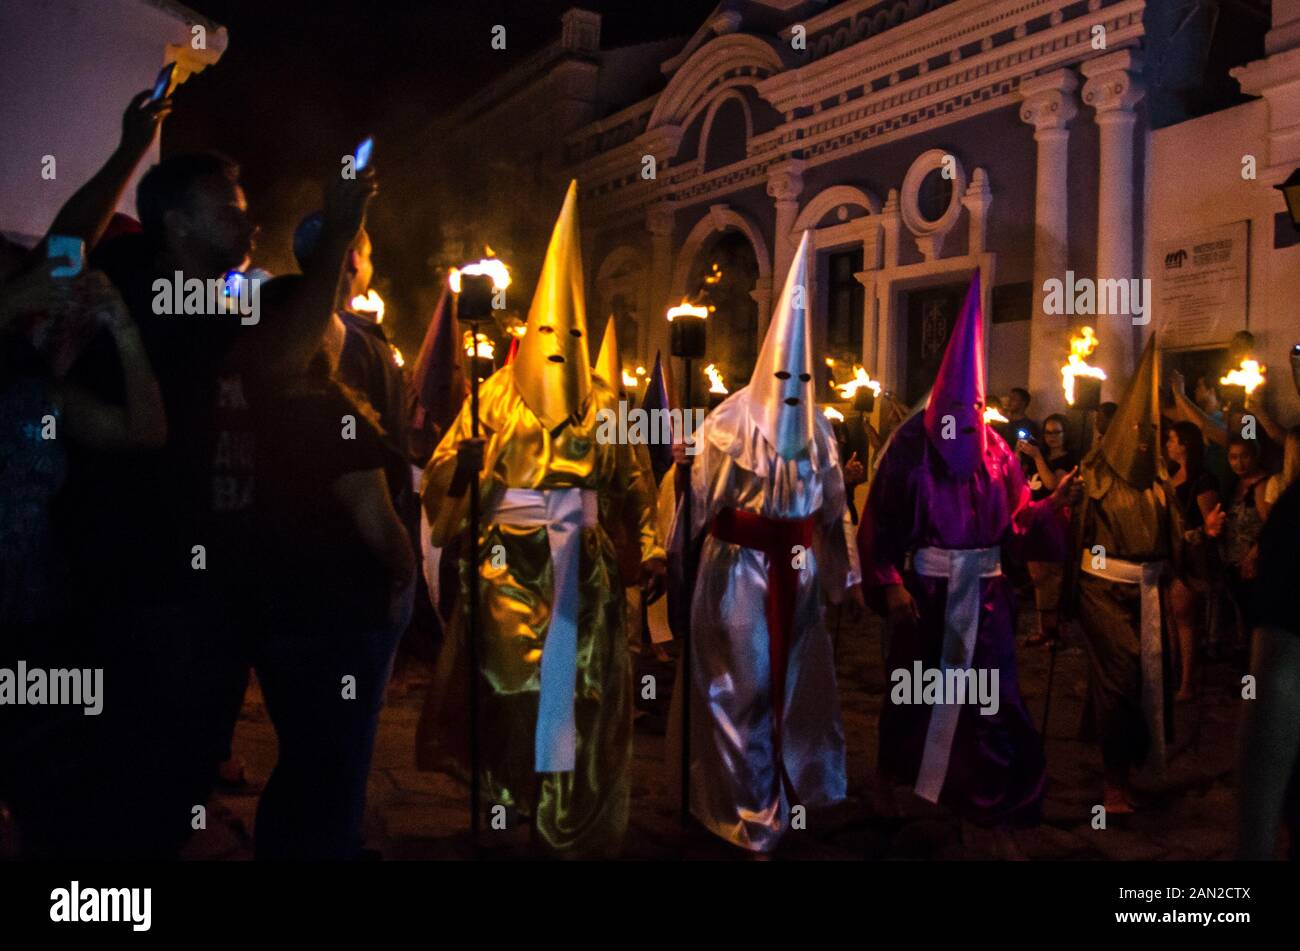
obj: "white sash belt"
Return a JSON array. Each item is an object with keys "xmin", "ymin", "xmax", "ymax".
[
  {"xmin": 493, "ymin": 487, "xmax": 598, "ymax": 773},
  {"xmin": 1080, "ymin": 550, "xmax": 1167, "ymax": 769},
  {"xmin": 910, "ymin": 545, "xmax": 1003, "ymax": 804}
]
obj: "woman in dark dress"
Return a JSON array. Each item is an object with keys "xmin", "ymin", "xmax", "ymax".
[{"xmin": 1165, "ymin": 421, "xmax": 1219, "ymax": 701}]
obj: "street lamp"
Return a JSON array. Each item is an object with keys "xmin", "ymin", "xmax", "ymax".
[{"xmin": 1275, "ymin": 168, "xmax": 1300, "ymax": 228}]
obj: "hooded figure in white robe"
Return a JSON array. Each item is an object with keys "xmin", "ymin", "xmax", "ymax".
[{"xmin": 669, "ymin": 232, "xmax": 857, "ymax": 852}]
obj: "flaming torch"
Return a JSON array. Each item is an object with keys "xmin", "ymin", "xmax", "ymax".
[
  {"xmin": 448, "ymin": 252, "xmax": 510, "ymax": 849},
  {"xmin": 704, "ymin": 363, "xmax": 728, "ymax": 394},
  {"xmin": 349, "ymin": 288, "xmax": 385, "ymax": 323},
  {"xmin": 823, "ymin": 405, "xmax": 845, "ymax": 422},
  {"xmin": 667, "ymin": 299, "xmax": 710, "ymax": 364},
  {"xmin": 1062, "ymin": 326, "xmax": 1107, "ymax": 411},
  {"xmin": 704, "ymin": 362, "xmax": 728, "ymax": 410},
  {"xmin": 983, "ymin": 405, "xmax": 1009, "ymax": 425},
  {"xmin": 837, "ymin": 365, "xmax": 881, "ymax": 413},
  {"xmin": 667, "ymin": 296, "xmax": 710, "ymax": 830},
  {"xmin": 1219, "ymin": 358, "xmax": 1265, "ymax": 410}
]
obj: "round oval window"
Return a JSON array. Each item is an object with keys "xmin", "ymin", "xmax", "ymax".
[{"xmin": 917, "ymin": 167, "xmax": 954, "ymax": 223}]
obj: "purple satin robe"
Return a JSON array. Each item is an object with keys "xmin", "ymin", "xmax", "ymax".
[{"xmin": 858, "ymin": 415, "xmax": 1046, "ymax": 827}]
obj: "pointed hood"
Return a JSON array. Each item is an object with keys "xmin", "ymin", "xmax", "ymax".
[
  {"xmin": 410, "ymin": 286, "xmax": 467, "ymax": 438},
  {"xmin": 748, "ymin": 230, "xmax": 815, "ymax": 459},
  {"xmin": 640, "ymin": 350, "xmax": 674, "ymax": 483},
  {"xmin": 923, "ymin": 271, "xmax": 987, "ymax": 478},
  {"xmin": 595, "ymin": 314, "xmax": 623, "ymax": 397},
  {"xmin": 1098, "ymin": 334, "xmax": 1163, "ymax": 489},
  {"xmin": 512, "ymin": 180, "xmax": 592, "ymax": 430}
]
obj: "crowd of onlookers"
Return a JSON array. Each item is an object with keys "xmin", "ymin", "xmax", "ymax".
[
  {"xmin": 0, "ymin": 88, "xmax": 422, "ymax": 859},
  {"xmin": 980, "ymin": 344, "xmax": 1300, "ymax": 700}
]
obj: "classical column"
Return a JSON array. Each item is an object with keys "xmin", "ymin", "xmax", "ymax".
[
  {"xmin": 1020, "ymin": 68, "xmax": 1079, "ymax": 416},
  {"xmin": 766, "ymin": 159, "xmax": 805, "ymax": 282},
  {"xmin": 854, "ymin": 219, "xmax": 883, "ymax": 371},
  {"xmin": 645, "ymin": 202, "xmax": 675, "ymax": 363},
  {"xmin": 1082, "ymin": 49, "xmax": 1145, "ymax": 394}
]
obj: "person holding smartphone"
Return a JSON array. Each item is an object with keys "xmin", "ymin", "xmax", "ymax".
[{"xmin": 1019, "ymin": 413, "xmax": 1076, "ymax": 648}]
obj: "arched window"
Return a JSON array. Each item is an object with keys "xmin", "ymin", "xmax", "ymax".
[{"xmin": 703, "ymin": 96, "xmax": 750, "ymax": 171}]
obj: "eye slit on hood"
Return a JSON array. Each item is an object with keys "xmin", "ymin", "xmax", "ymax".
[
  {"xmin": 798, "ymin": 373, "xmax": 811, "ymax": 382},
  {"xmin": 547, "ymin": 355, "xmax": 565, "ymax": 363},
  {"xmin": 783, "ymin": 397, "xmax": 800, "ymax": 406},
  {"xmin": 569, "ymin": 328, "xmax": 582, "ymax": 337},
  {"xmin": 775, "ymin": 371, "xmax": 791, "ymax": 380},
  {"xmin": 538, "ymin": 326, "xmax": 555, "ymax": 334}
]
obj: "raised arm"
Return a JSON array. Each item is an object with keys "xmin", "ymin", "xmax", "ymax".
[
  {"xmin": 1170, "ymin": 370, "xmax": 1228, "ymax": 448},
  {"xmin": 247, "ymin": 166, "xmax": 377, "ymax": 376},
  {"xmin": 46, "ymin": 91, "xmax": 171, "ymax": 252}
]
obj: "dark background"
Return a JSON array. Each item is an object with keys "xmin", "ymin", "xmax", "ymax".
[{"xmin": 171, "ymin": 0, "xmax": 718, "ymax": 352}]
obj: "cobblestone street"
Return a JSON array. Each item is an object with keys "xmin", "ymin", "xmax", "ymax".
[{"xmin": 189, "ymin": 596, "xmax": 1244, "ymax": 861}]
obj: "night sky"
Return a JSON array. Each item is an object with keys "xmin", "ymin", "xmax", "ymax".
[{"xmin": 171, "ymin": 0, "xmax": 720, "ymax": 351}]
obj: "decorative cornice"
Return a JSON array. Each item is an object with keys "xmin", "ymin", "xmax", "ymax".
[
  {"xmin": 576, "ymin": 0, "xmax": 1146, "ymax": 226},
  {"xmin": 647, "ymin": 33, "xmax": 786, "ymax": 130}
]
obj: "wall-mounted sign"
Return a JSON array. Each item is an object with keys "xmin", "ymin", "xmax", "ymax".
[{"xmin": 1155, "ymin": 220, "xmax": 1248, "ymax": 348}]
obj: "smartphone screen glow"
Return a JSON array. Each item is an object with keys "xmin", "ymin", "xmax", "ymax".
[
  {"xmin": 151, "ymin": 62, "xmax": 176, "ymax": 102},
  {"xmin": 354, "ymin": 136, "xmax": 374, "ymax": 171}
]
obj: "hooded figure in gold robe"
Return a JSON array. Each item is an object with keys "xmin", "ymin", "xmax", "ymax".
[
  {"xmin": 416, "ymin": 182, "xmax": 665, "ymax": 858},
  {"xmin": 1072, "ymin": 335, "xmax": 1222, "ymax": 814}
]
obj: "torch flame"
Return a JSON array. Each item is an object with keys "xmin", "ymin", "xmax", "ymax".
[
  {"xmin": 983, "ymin": 405, "xmax": 1009, "ymax": 424},
  {"xmin": 449, "ymin": 257, "xmax": 511, "ymax": 293},
  {"xmin": 837, "ymin": 365, "xmax": 882, "ymax": 400},
  {"xmin": 667, "ymin": 298, "xmax": 710, "ymax": 321},
  {"xmin": 390, "ymin": 345, "xmax": 404, "ymax": 368},
  {"xmin": 622, "ymin": 369, "xmax": 639, "ymax": 388},
  {"xmin": 1220, "ymin": 358, "xmax": 1265, "ymax": 395},
  {"xmin": 704, "ymin": 363, "xmax": 728, "ymax": 394},
  {"xmin": 1061, "ymin": 326, "xmax": 1107, "ymax": 405},
  {"xmin": 349, "ymin": 289, "xmax": 385, "ymax": 323},
  {"xmin": 463, "ymin": 330, "xmax": 495, "ymax": 359},
  {"xmin": 823, "ymin": 406, "xmax": 845, "ymax": 422}
]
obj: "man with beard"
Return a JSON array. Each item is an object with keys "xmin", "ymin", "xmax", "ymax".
[{"xmin": 63, "ymin": 143, "xmax": 376, "ymax": 855}]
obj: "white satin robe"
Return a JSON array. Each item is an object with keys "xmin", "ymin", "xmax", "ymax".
[{"xmin": 669, "ymin": 392, "xmax": 858, "ymax": 851}]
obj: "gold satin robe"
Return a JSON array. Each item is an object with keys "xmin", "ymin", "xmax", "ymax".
[{"xmin": 416, "ymin": 365, "xmax": 662, "ymax": 858}]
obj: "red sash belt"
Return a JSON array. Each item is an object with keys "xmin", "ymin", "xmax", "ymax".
[{"xmin": 709, "ymin": 506, "xmax": 818, "ymax": 801}]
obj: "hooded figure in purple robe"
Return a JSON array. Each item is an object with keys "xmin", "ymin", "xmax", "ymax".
[{"xmin": 857, "ymin": 271, "xmax": 1068, "ymax": 828}]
